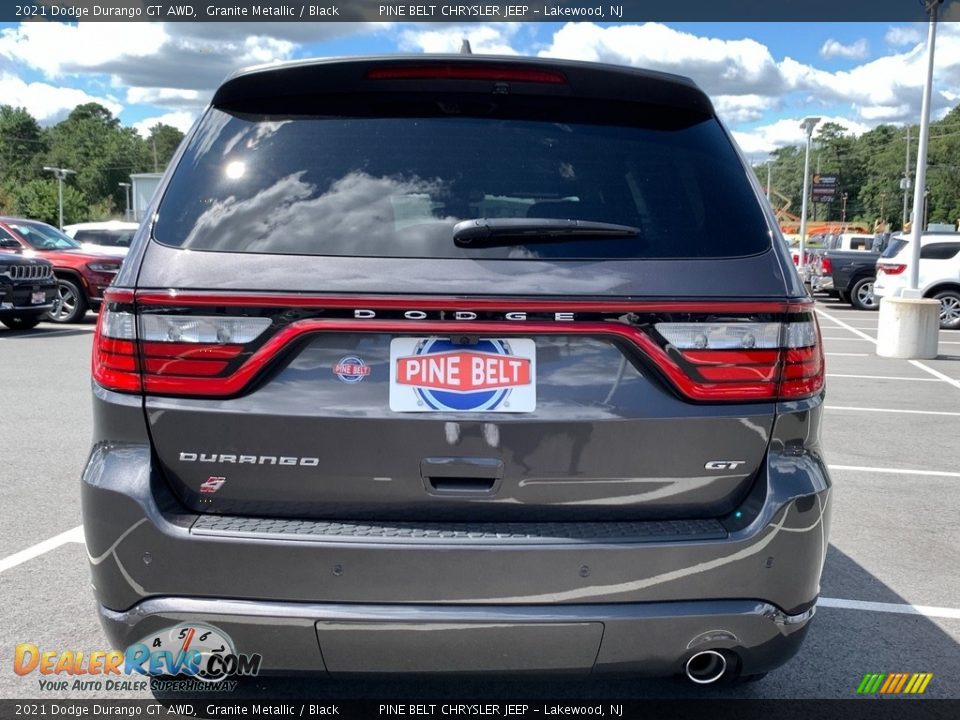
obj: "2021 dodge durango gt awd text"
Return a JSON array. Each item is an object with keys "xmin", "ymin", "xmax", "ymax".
[{"xmin": 82, "ymin": 56, "xmax": 831, "ymax": 685}]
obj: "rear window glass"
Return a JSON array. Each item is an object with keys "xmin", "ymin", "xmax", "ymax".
[
  {"xmin": 74, "ymin": 229, "xmax": 134, "ymax": 247},
  {"xmin": 153, "ymin": 109, "xmax": 772, "ymax": 260},
  {"xmin": 920, "ymin": 242, "xmax": 960, "ymax": 260},
  {"xmin": 881, "ymin": 238, "xmax": 908, "ymax": 258}
]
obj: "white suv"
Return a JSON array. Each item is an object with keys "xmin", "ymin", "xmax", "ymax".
[{"xmin": 874, "ymin": 232, "xmax": 960, "ymax": 329}]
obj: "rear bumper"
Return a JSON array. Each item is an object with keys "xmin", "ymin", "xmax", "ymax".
[
  {"xmin": 83, "ymin": 388, "xmax": 831, "ymax": 677},
  {"xmin": 98, "ymin": 597, "xmax": 814, "ymax": 677}
]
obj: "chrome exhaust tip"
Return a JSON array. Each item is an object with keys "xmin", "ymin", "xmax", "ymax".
[{"xmin": 684, "ymin": 650, "xmax": 729, "ymax": 685}]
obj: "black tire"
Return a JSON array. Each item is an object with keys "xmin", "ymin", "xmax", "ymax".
[
  {"xmin": 1, "ymin": 315, "xmax": 42, "ymax": 330},
  {"xmin": 849, "ymin": 276, "xmax": 879, "ymax": 311},
  {"xmin": 46, "ymin": 278, "xmax": 88, "ymax": 323},
  {"xmin": 934, "ymin": 290, "xmax": 960, "ymax": 330}
]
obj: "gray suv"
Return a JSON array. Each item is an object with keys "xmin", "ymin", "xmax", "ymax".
[{"xmin": 83, "ymin": 56, "xmax": 831, "ymax": 685}]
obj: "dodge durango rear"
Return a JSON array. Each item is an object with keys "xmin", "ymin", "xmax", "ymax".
[{"xmin": 83, "ymin": 55, "xmax": 831, "ymax": 685}]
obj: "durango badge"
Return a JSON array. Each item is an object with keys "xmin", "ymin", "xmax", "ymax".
[{"xmin": 389, "ymin": 337, "xmax": 536, "ymax": 412}]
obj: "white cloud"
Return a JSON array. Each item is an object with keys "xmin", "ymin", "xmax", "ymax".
[
  {"xmin": 0, "ymin": 23, "xmax": 167, "ymax": 77},
  {"xmin": 819, "ymin": 38, "xmax": 869, "ymax": 60},
  {"xmin": 538, "ymin": 23, "xmax": 784, "ymax": 96},
  {"xmin": 712, "ymin": 94, "xmax": 780, "ymax": 124},
  {"xmin": 397, "ymin": 24, "xmax": 521, "ymax": 54},
  {"xmin": 133, "ymin": 111, "xmax": 198, "ymax": 137},
  {"xmin": 885, "ymin": 26, "xmax": 922, "ymax": 46},
  {"xmin": 731, "ymin": 116, "xmax": 871, "ymax": 156},
  {"xmin": 126, "ymin": 87, "xmax": 203, "ymax": 105},
  {"xmin": 0, "ymin": 72, "xmax": 122, "ymax": 124}
]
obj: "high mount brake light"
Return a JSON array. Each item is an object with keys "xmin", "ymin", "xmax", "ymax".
[
  {"xmin": 93, "ymin": 292, "xmax": 823, "ymax": 402},
  {"xmin": 366, "ymin": 66, "xmax": 568, "ymax": 84}
]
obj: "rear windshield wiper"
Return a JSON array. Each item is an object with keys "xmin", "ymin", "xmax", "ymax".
[{"xmin": 453, "ymin": 218, "xmax": 640, "ymax": 248}]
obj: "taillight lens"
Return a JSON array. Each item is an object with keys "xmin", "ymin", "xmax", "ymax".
[
  {"xmin": 821, "ymin": 257, "xmax": 832, "ymax": 275},
  {"xmin": 654, "ymin": 314, "xmax": 823, "ymax": 401},
  {"xmin": 93, "ymin": 289, "xmax": 271, "ymax": 396},
  {"xmin": 94, "ymin": 291, "xmax": 823, "ymax": 403},
  {"xmin": 878, "ymin": 263, "xmax": 907, "ymax": 275}
]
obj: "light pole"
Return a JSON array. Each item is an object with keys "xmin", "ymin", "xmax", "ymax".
[
  {"xmin": 798, "ymin": 116, "xmax": 820, "ymax": 280},
  {"xmin": 118, "ymin": 182, "xmax": 132, "ymax": 221},
  {"xmin": 908, "ymin": 0, "xmax": 941, "ymax": 291},
  {"xmin": 766, "ymin": 159, "xmax": 773, "ymax": 203},
  {"xmin": 902, "ymin": 127, "xmax": 912, "ymax": 230},
  {"xmin": 42, "ymin": 166, "xmax": 76, "ymax": 230},
  {"xmin": 841, "ymin": 192, "xmax": 848, "ymax": 226}
]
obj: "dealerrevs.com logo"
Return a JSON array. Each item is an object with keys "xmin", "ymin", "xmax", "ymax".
[
  {"xmin": 389, "ymin": 338, "xmax": 536, "ymax": 412},
  {"xmin": 14, "ymin": 623, "xmax": 261, "ymax": 693}
]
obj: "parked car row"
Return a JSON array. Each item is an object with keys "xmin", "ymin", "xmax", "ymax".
[
  {"xmin": 875, "ymin": 233, "xmax": 960, "ymax": 330},
  {"xmin": 809, "ymin": 233, "xmax": 891, "ymax": 311},
  {"xmin": 808, "ymin": 230, "xmax": 960, "ymax": 328},
  {"xmin": 0, "ymin": 254, "xmax": 58, "ymax": 329},
  {"xmin": 0, "ymin": 217, "xmax": 130, "ymax": 325}
]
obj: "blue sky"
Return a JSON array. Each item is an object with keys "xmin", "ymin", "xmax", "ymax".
[{"xmin": 0, "ymin": 20, "xmax": 947, "ymax": 155}]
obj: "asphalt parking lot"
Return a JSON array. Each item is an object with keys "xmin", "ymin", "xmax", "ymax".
[{"xmin": 1, "ymin": 299, "xmax": 958, "ymax": 702}]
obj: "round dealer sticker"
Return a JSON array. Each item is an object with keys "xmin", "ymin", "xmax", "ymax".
[{"xmin": 334, "ymin": 356, "xmax": 371, "ymax": 384}]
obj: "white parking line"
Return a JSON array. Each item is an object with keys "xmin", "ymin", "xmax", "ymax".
[
  {"xmin": 818, "ymin": 597, "xmax": 960, "ymax": 619},
  {"xmin": 0, "ymin": 525, "xmax": 84, "ymax": 575},
  {"xmin": 826, "ymin": 405, "xmax": 960, "ymax": 417},
  {"xmin": 828, "ymin": 464, "xmax": 960, "ymax": 478},
  {"xmin": 817, "ymin": 308, "xmax": 960, "ymax": 390}
]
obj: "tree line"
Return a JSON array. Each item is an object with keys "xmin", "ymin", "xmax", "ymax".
[
  {"xmin": 0, "ymin": 103, "xmax": 184, "ymax": 227},
  {"xmin": 2, "ymin": 99, "xmax": 958, "ymax": 232},
  {"xmin": 752, "ymin": 105, "xmax": 960, "ymax": 233}
]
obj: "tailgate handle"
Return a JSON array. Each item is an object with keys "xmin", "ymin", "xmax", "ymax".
[{"xmin": 421, "ymin": 457, "xmax": 503, "ymax": 495}]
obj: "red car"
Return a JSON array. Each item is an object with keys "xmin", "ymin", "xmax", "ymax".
[{"xmin": 0, "ymin": 217, "xmax": 122, "ymax": 323}]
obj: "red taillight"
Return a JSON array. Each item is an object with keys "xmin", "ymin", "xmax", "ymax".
[
  {"xmin": 878, "ymin": 263, "xmax": 907, "ymax": 275},
  {"xmin": 821, "ymin": 257, "xmax": 832, "ymax": 275},
  {"xmin": 366, "ymin": 65, "xmax": 567, "ymax": 84},
  {"xmin": 655, "ymin": 313, "xmax": 824, "ymax": 401},
  {"xmin": 93, "ymin": 292, "xmax": 823, "ymax": 403},
  {"xmin": 92, "ymin": 290, "xmax": 142, "ymax": 393},
  {"xmin": 93, "ymin": 289, "xmax": 270, "ymax": 396}
]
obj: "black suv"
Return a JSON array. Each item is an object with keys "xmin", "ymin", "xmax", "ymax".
[
  {"xmin": 83, "ymin": 56, "xmax": 831, "ymax": 685},
  {"xmin": 0, "ymin": 255, "xmax": 57, "ymax": 329}
]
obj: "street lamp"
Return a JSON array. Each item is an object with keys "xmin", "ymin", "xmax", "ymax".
[
  {"xmin": 908, "ymin": 0, "xmax": 942, "ymax": 291},
  {"xmin": 798, "ymin": 116, "xmax": 820, "ymax": 280},
  {"xmin": 118, "ymin": 182, "xmax": 132, "ymax": 221},
  {"xmin": 43, "ymin": 166, "xmax": 76, "ymax": 230}
]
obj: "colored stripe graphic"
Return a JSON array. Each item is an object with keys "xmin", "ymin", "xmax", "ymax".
[{"xmin": 858, "ymin": 673, "xmax": 932, "ymax": 694}]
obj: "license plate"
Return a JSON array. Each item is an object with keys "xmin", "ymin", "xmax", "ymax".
[
  {"xmin": 31, "ymin": 291, "xmax": 46, "ymax": 304},
  {"xmin": 389, "ymin": 337, "xmax": 536, "ymax": 412}
]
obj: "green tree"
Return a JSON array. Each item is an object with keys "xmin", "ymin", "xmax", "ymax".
[
  {"xmin": 9, "ymin": 179, "xmax": 88, "ymax": 226},
  {"xmin": 43, "ymin": 102, "xmax": 151, "ymax": 216},
  {"xmin": 0, "ymin": 105, "xmax": 47, "ymax": 190},
  {"xmin": 144, "ymin": 123, "xmax": 185, "ymax": 171}
]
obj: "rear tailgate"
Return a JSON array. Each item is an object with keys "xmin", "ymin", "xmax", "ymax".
[
  {"xmin": 96, "ymin": 284, "xmax": 821, "ymax": 521},
  {"xmin": 96, "ymin": 56, "xmax": 822, "ymax": 522}
]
